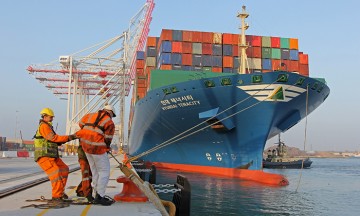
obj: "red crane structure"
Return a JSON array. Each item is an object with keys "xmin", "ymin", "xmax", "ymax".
[{"xmin": 27, "ymin": 0, "xmax": 155, "ymax": 148}]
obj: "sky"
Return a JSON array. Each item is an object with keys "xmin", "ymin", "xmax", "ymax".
[{"xmin": 0, "ymin": 0, "xmax": 359, "ymax": 152}]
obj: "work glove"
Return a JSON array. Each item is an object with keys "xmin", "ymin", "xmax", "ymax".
[{"xmin": 68, "ymin": 134, "xmax": 78, "ymax": 141}]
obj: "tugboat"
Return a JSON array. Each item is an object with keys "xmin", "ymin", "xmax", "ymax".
[{"xmin": 263, "ymin": 135, "xmax": 312, "ymax": 169}]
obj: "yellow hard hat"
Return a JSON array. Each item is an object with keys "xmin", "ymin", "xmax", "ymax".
[{"xmin": 40, "ymin": 108, "xmax": 55, "ymax": 117}]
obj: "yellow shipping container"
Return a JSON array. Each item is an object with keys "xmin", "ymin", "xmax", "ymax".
[{"xmin": 213, "ymin": 32, "xmax": 222, "ymax": 44}]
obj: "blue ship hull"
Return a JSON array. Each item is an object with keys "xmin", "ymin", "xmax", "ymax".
[{"xmin": 128, "ymin": 72, "xmax": 329, "ymax": 171}]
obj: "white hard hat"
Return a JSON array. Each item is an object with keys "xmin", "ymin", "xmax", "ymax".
[{"xmin": 103, "ymin": 104, "xmax": 116, "ymax": 117}]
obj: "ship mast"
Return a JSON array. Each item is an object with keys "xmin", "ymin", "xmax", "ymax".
[{"xmin": 237, "ymin": 6, "xmax": 249, "ymax": 74}]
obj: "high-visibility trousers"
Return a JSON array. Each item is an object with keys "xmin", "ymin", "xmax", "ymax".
[
  {"xmin": 37, "ymin": 157, "xmax": 69, "ymax": 198},
  {"xmin": 76, "ymin": 158, "xmax": 92, "ymax": 197}
]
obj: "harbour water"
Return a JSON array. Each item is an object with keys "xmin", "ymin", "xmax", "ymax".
[{"xmin": 157, "ymin": 158, "xmax": 360, "ymax": 216}]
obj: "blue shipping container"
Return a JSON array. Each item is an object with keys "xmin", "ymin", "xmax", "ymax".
[
  {"xmin": 289, "ymin": 49, "xmax": 299, "ymax": 60},
  {"xmin": 193, "ymin": 66, "xmax": 203, "ymax": 71},
  {"xmin": 192, "ymin": 54, "xmax": 202, "ymax": 66},
  {"xmin": 158, "ymin": 53, "xmax": 171, "ymax": 65},
  {"xmin": 281, "ymin": 49, "xmax": 290, "ymax": 60},
  {"xmin": 262, "ymin": 59, "xmax": 272, "ymax": 70},
  {"xmin": 136, "ymin": 51, "xmax": 145, "ymax": 60},
  {"xmin": 222, "ymin": 68, "xmax": 233, "ymax": 73},
  {"xmin": 171, "ymin": 53, "xmax": 182, "ymax": 65},
  {"xmin": 202, "ymin": 55, "xmax": 212, "ymax": 67},
  {"xmin": 172, "ymin": 30, "xmax": 183, "ymax": 41},
  {"xmin": 146, "ymin": 47, "xmax": 157, "ymax": 57},
  {"xmin": 233, "ymin": 57, "xmax": 240, "ymax": 68},
  {"xmin": 172, "ymin": 65, "xmax": 183, "ymax": 70},
  {"xmin": 182, "ymin": 66, "xmax": 193, "ymax": 71},
  {"xmin": 223, "ymin": 44, "xmax": 233, "ymax": 56},
  {"xmin": 212, "ymin": 56, "xmax": 222, "ymax": 67},
  {"xmin": 159, "ymin": 41, "xmax": 172, "ymax": 53},
  {"xmin": 212, "ymin": 44, "xmax": 222, "ymax": 56}
]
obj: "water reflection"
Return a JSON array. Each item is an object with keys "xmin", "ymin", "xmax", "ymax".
[{"xmin": 156, "ymin": 158, "xmax": 360, "ymax": 215}]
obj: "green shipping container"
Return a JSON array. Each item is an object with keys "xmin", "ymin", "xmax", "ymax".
[
  {"xmin": 262, "ymin": 47, "xmax": 271, "ymax": 58},
  {"xmin": 262, "ymin": 36, "xmax": 271, "ymax": 47},
  {"xmin": 203, "ymin": 67, "xmax": 212, "ymax": 72},
  {"xmin": 149, "ymin": 70, "xmax": 234, "ymax": 90},
  {"xmin": 271, "ymin": 48, "xmax": 281, "ymax": 59},
  {"xmin": 280, "ymin": 38, "xmax": 290, "ymax": 49}
]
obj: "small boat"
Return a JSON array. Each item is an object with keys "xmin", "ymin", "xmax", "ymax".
[{"xmin": 263, "ymin": 135, "xmax": 312, "ymax": 169}]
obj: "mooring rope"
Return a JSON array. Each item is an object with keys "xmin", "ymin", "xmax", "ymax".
[{"xmin": 295, "ymin": 85, "xmax": 309, "ymax": 193}]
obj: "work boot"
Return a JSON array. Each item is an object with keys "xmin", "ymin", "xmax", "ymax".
[
  {"xmin": 51, "ymin": 197, "xmax": 65, "ymax": 203},
  {"xmin": 86, "ymin": 194, "xmax": 94, "ymax": 202},
  {"xmin": 76, "ymin": 191, "xmax": 84, "ymax": 197},
  {"xmin": 94, "ymin": 193, "xmax": 114, "ymax": 206},
  {"xmin": 62, "ymin": 193, "xmax": 69, "ymax": 199}
]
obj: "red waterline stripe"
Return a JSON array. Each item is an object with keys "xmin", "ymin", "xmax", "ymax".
[{"xmin": 153, "ymin": 162, "xmax": 289, "ymax": 186}]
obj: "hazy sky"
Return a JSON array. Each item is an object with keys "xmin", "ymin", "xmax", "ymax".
[{"xmin": 0, "ymin": 0, "xmax": 359, "ymax": 151}]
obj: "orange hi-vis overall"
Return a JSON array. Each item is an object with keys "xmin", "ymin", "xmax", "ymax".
[
  {"xmin": 76, "ymin": 110, "xmax": 115, "ymax": 155},
  {"xmin": 34, "ymin": 120, "xmax": 70, "ymax": 198},
  {"xmin": 76, "ymin": 145, "xmax": 92, "ymax": 197}
]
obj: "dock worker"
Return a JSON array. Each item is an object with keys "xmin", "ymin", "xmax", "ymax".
[
  {"xmin": 75, "ymin": 145, "xmax": 93, "ymax": 202},
  {"xmin": 33, "ymin": 108, "xmax": 77, "ymax": 201},
  {"xmin": 75, "ymin": 104, "xmax": 116, "ymax": 206}
]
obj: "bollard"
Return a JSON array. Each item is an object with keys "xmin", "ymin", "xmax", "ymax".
[{"xmin": 114, "ymin": 176, "xmax": 148, "ymax": 202}]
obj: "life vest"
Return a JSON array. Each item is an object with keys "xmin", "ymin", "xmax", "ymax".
[
  {"xmin": 77, "ymin": 110, "xmax": 115, "ymax": 155},
  {"xmin": 33, "ymin": 121, "xmax": 59, "ymax": 162}
]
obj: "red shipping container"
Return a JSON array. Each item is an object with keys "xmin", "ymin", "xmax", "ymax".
[
  {"xmin": 146, "ymin": 37, "xmax": 157, "ymax": 47},
  {"xmin": 233, "ymin": 45, "xmax": 239, "ymax": 56},
  {"xmin": 182, "ymin": 42, "xmax": 192, "ymax": 54},
  {"xmin": 246, "ymin": 47, "xmax": 254, "ymax": 57},
  {"xmin": 299, "ymin": 53, "xmax": 309, "ymax": 64},
  {"xmin": 172, "ymin": 41, "xmax": 183, "ymax": 53},
  {"xmin": 182, "ymin": 54, "xmax": 192, "ymax": 66},
  {"xmin": 222, "ymin": 33, "xmax": 233, "ymax": 45},
  {"xmin": 245, "ymin": 35, "xmax": 252, "ymax": 45},
  {"xmin": 202, "ymin": 43, "xmax": 212, "ymax": 55},
  {"xmin": 223, "ymin": 56, "xmax": 234, "ymax": 68},
  {"xmin": 262, "ymin": 69, "xmax": 273, "ymax": 73},
  {"xmin": 252, "ymin": 35, "xmax": 262, "ymax": 47},
  {"xmin": 299, "ymin": 64, "xmax": 309, "ymax": 76},
  {"xmin": 160, "ymin": 29, "xmax": 172, "ymax": 41},
  {"xmin": 212, "ymin": 67, "xmax": 222, "ymax": 73},
  {"xmin": 289, "ymin": 60, "xmax": 299, "ymax": 72},
  {"xmin": 281, "ymin": 60, "xmax": 290, "ymax": 71},
  {"xmin": 136, "ymin": 59, "xmax": 145, "ymax": 69},
  {"xmin": 160, "ymin": 64, "xmax": 172, "ymax": 70},
  {"xmin": 202, "ymin": 32, "xmax": 214, "ymax": 43},
  {"xmin": 182, "ymin": 30, "xmax": 193, "ymax": 42},
  {"xmin": 271, "ymin": 37, "xmax": 281, "ymax": 48},
  {"xmin": 137, "ymin": 78, "xmax": 147, "ymax": 88},
  {"xmin": 253, "ymin": 47, "xmax": 262, "ymax": 58},
  {"xmin": 192, "ymin": 31, "xmax": 203, "ymax": 42},
  {"xmin": 272, "ymin": 59, "xmax": 281, "ymax": 70},
  {"xmin": 232, "ymin": 34, "xmax": 239, "ymax": 45},
  {"xmin": 136, "ymin": 69, "xmax": 144, "ymax": 76}
]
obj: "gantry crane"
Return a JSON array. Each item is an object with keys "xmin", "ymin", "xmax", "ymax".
[{"xmin": 27, "ymin": 0, "xmax": 155, "ymax": 150}]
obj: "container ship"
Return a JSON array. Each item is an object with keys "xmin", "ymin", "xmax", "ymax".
[{"xmin": 128, "ymin": 7, "xmax": 330, "ymax": 185}]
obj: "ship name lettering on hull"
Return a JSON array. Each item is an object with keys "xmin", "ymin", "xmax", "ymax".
[{"xmin": 161, "ymin": 95, "xmax": 200, "ymax": 110}]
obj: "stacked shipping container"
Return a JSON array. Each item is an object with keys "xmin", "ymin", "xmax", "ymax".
[
  {"xmin": 134, "ymin": 29, "xmax": 310, "ymax": 100},
  {"xmin": 154, "ymin": 29, "xmax": 309, "ymax": 75}
]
